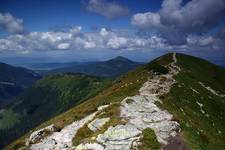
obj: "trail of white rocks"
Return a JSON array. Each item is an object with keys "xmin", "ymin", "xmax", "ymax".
[
  {"xmin": 120, "ymin": 52, "xmax": 181, "ymax": 145},
  {"xmin": 27, "ymin": 53, "xmax": 181, "ymax": 150},
  {"xmin": 77, "ymin": 53, "xmax": 181, "ymax": 149},
  {"xmin": 198, "ymin": 81, "xmax": 225, "ymax": 98},
  {"xmin": 29, "ymin": 111, "xmax": 99, "ymax": 150}
]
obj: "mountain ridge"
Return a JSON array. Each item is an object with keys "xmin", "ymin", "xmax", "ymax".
[
  {"xmin": 5, "ymin": 53, "xmax": 225, "ymax": 150},
  {"xmin": 46, "ymin": 56, "xmax": 142, "ymax": 77}
]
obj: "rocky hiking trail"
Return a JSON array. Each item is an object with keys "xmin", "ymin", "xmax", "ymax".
[{"xmin": 26, "ymin": 53, "xmax": 183, "ymax": 150}]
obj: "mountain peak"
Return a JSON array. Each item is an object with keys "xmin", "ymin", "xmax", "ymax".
[{"xmin": 110, "ymin": 56, "xmax": 132, "ymax": 62}]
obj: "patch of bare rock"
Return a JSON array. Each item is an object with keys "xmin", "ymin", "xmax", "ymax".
[{"xmin": 87, "ymin": 117, "xmax": 110, "ymax": 132}]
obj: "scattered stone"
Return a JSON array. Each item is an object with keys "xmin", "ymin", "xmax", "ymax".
[
  {"xmin": 120, "ymin": 53, "xmax": 181, "ymax": 145},
  {"xmin": 96, "ymin": 124, "xmax": 141, "ymax": 150},
  {"xmin": 98, "ymin": 105, "xmax": 109, "ymax": 111},
  {"xmin": 196, "ymin": 101, "xmax": 205, "ymax": 114},
  {"xmin": 26, "ymin": 124, "xmax": 58, "ymax": 145},
  {"xmin": 200, "ymin": 109, "xmax": 205, "ymax": 114},
  {"xmin": 198, "ymin": 82, "xmax": 225, "ymax": 97},
  {"xmin": 191, "ymin": 88, "xmax": 199, "ymax": 94},
  {"xmin": 88, "ymin": 117, "xmax": 110, "ymax": 132},
  {"xmin": 29, "ymin": 112, "xmax": 98, "ymax": 150},
  {"xmin": 76, "ymin": 143, "xmax": 104, "ymax": 150},
  {"xmin": 196, "ymin": 101, "xmax": 203, "ymax": 107}
]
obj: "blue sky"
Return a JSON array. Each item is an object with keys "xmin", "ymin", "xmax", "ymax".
[
  {"xmin": 0, "ymin": 0, "xmax": 162, "ymax": 33},
  {"xmin": 0, "ymin": 0, "xmax": 225, "ymax": 65}
]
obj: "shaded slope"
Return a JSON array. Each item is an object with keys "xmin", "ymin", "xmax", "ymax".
[
  {"xmin": 0, "ymin": 62, "xmax": 41, "ymax": 107},
  {"xmin": 0, "ymin": 73, "xmax": 111, "ymax": 148}
]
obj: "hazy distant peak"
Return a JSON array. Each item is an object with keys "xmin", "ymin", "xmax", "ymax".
[{"xmin": 110, "ymin": 56, "xmax": 133, "ymax": 63}]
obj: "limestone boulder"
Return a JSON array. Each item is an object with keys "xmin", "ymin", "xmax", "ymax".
[{"xmin": 87, "ymin": 117, "xmax": 110, "ymax": 132}]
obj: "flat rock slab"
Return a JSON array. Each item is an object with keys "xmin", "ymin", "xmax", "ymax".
[
  {"xmin": 30, "ymin": 112, "xmax": 98, "ymax": 150},
  {"xmin": 96, "ymin": 124, "xmax": 141, "ymax": 150},
  {"xmin": 26, "ymin": 124, "xmax": 58, "ymax": 145},
  {"xmin": 76, "ymin": 143, "xmax": 104, "ymax": 150},
  {"xmin": 28, "ymin": 105, "xmax": 109, "ymax": 150},
  {"xmin": 98, "ymin": 105, "xmax": 109, "ymax": 111},
  {"xmin": 121, "ymin": 95, "xmax": 179, "ymax": 144},
  {"xmin": 88, "ymin": 117, "xmax": 110, "ymax": 132}
]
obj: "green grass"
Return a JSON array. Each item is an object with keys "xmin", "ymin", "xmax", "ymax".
[
  {"xmin": 139, "ymin": 128, "xmax": 161, "ymax": 150},
  {"xmin": 73, "ymin": 124, "xmax": 94, "ymax": 146},
  {"xmin": 157, "ymin": 54, "xmax": 225, "ymax": 150}
]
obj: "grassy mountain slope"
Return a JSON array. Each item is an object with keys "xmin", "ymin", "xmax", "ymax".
[
  {"xmin": 157, "ymin": 54, "xmax": 225, "ymax": 149},
  {"xmin": 48, "ymin": 56, "xmax": 142, "ymax": 77},
  {"xmin": 0, "ymin": 62, "xmax": 41, "ymax": 107},
  {"xmin": 6, "ymin": 53, "xmax": 225, "ymax": 150},
  {"xmin": 0, "ymin": 73, "xmax": 111, "ymax": 148}
]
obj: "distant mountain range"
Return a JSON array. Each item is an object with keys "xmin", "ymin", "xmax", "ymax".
[
  {"xmin": 0, "ymin": 63, "xmax": 41, "ymax": 107},
  {"xmin": 24, "ymin": 56, "xmax": 142, "ymax": 77},
  {"xmin": 46, "ymin": 56, "xmax": 142, "ymax": 77},
  {"xmin": 0, "ymin": 56, "xmax": 142, "ymax": 107},
  {"xmin": 24, "ymin": 62, "xmax": 80, "ymax": 71}
]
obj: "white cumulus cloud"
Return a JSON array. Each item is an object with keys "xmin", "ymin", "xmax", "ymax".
[
  {"xmin": 131, "ymin": 0, "xmax": 225, "ymax": 45},
  {"xmin": 0, "ymin": 12, "xmax": 25, "ymax": 34}
]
